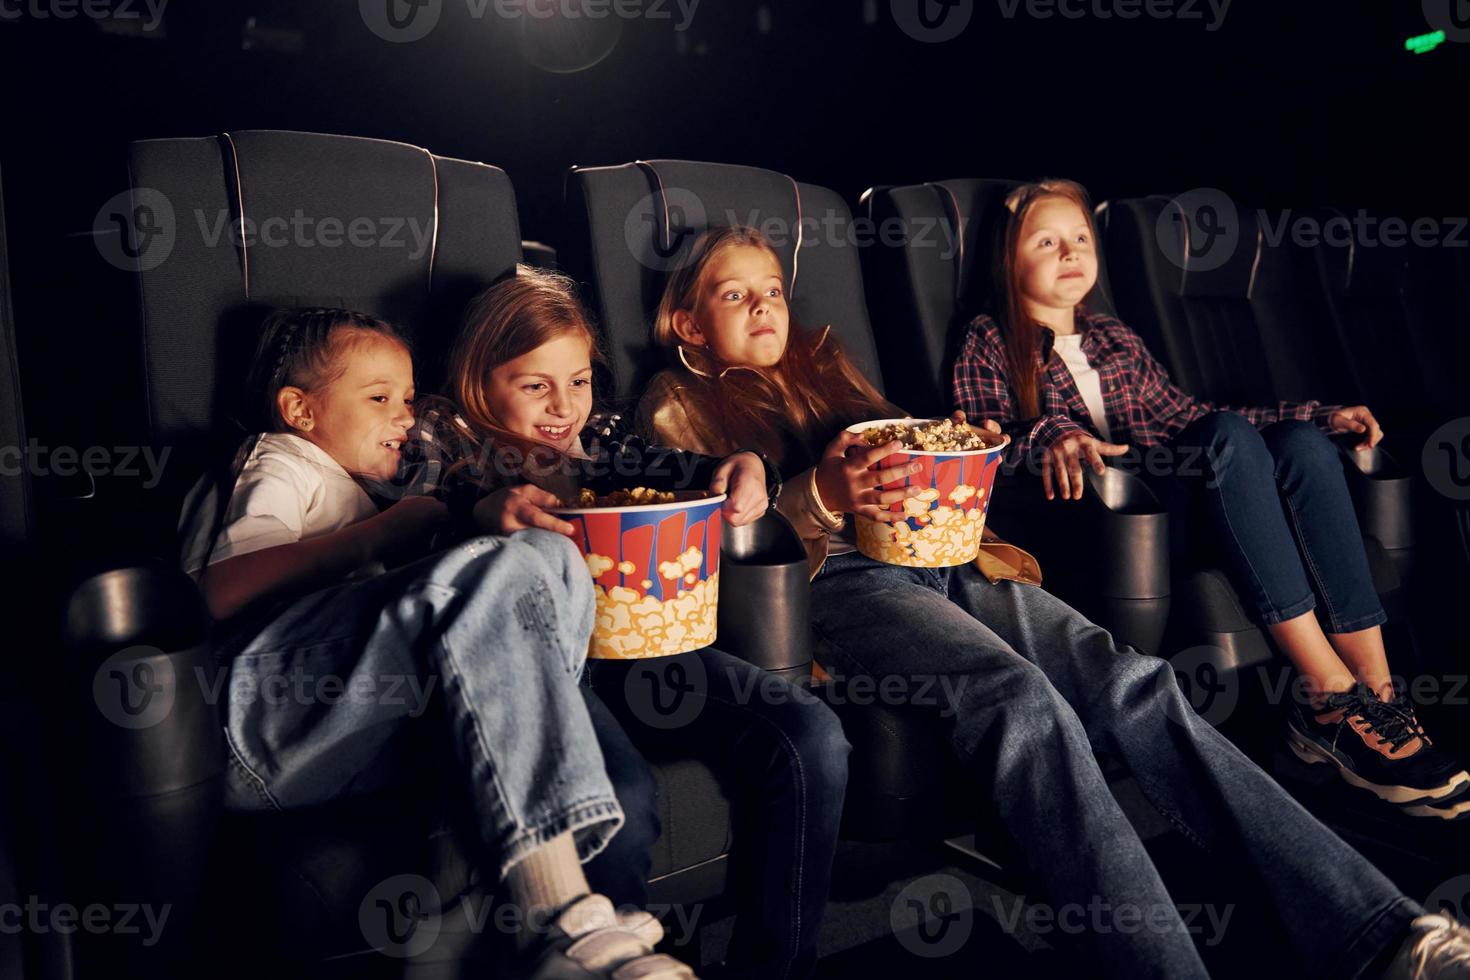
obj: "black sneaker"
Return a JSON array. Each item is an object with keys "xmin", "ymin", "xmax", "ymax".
[
  {"xmin": 1402, "ymin": 782, "xmax": 1470, "ymax": 822},
  {"xmin": 1286, "ymin": 685, "xmax": 1470, "ymax": 805}
]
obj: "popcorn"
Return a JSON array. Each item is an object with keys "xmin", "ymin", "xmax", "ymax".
[
  {"xmin": 588, "ymin": 568, "xmax": 721, "ymax": 660},
  {"xmin": 570, "ymin": 486, "xmax": 687, "ymax": 508},
  {"xmin": 861, "ymin": 418, "xmax": 991, "ymax": 452},
  {"xmin": 856, "ymin": 507, "xmax": 988, "ymax": 568}
]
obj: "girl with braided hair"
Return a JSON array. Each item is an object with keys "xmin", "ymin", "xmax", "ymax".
[{"xmin": 178, "ymin": 307, "xmax": 695, "ymax": 980}]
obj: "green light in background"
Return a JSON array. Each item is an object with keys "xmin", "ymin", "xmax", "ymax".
[{"xmin": 1405, "ymin": 30, "xmax": 1446, "ymax": 55}]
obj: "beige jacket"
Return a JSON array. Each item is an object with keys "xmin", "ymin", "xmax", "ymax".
[{"xmin": 637, "ymin": 370, "xmax": 1043, "ymax": 586}]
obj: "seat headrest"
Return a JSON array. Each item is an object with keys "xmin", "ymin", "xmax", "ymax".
[
  {"xmin": 563, "ymin": 159, "xmax": 882, "ymax": 404},
  {"xmin": 128, "ymin": 130, "xmax": 521, "ymax": 444},
  {"xmin": 1150, "ymin": 193, "xmax": 1261, "ymax": 299}
]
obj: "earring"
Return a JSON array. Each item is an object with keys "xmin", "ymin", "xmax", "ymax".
[
  {"xmin": 677, "ymin": 345, "xmax": 713, "ymax": 379},
  {"xmin": 299, "ymin": 419, "xmax": 313, "ymax": 431}
]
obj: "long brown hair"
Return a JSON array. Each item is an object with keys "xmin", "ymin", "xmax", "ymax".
[
  {"xmin": 652, "ymin": 226, "xmax": 897, "ymax": 469},
  {"xmin": 994, "ymin": 178, "xmax": 1098, "ymax": 418},
  {"xmin": 448, "ymin": 264, "xmax": 605, "ymax": 439}
]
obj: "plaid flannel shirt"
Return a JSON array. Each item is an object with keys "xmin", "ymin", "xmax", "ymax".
[{"xmin": 951, "ymin": 311, "xmax": 1341, "ymax": 465}]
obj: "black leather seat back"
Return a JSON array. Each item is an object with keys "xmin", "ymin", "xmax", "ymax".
[
  {"xmin": 127, "ymin": 131, "xmax": 522, "ymax": 538},
  {"xmin": 1307, "ymin": 208, "xmax": 1440, "ymax": 423},
  {"xmin": 862, "ymin": 179, "xmax": 1017, "ymax": 416},
  {"xmin": 1100, "ymin": 195, "xmax": 1357, "ymax": 408},
  {"xmin": 0, "ymin": 166, "xmax": 32, "ymax": 555},
  {"xmin": 561, "ymin": 160, "xmax": 883, "ymax": 405},
  {"xmin": 864, "ymin": 178, "xmax": 1124, "ymax": 416}
]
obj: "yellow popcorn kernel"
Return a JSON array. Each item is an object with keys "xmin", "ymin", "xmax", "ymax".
[
  {"xmin": 949, "ymin": 484, "xmax": 976, "ymax": 505},
  {"xmin": 587, "ymin": 571, "xmax": 722, "ymax": 659},
  {"xmin": 586, "ymin": 553, "xmax": 615, "ymax": 578},
  {"xmin": 617, "ymin": 560, "xmax": 637, "ymax": 575}
]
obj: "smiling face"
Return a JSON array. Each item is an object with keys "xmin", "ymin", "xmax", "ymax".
[
  {"xmin": 482, "ymin": 330, "xmax": 594, "ymax": 451},
  {"xmin": 283, "ymin": 330, "xmax": 415, "ymax": 480},
  {"xmin": 672, "ymin": 244, "xmax": 790, "ymax": 369},
  {"xmin": 1012, "ymin": 194, "xmax": 1099, "ymax": 323}
]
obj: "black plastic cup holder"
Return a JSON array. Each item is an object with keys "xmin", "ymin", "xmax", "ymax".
[
  {"xmin": 1082, "ymin": 467, "xmax": 1170, "ymax": 600},
  {"xmin": 63, "ymin": 563, "xmax": 221, "ymax": 798},
  {"xmin": 1340, "ymin": 444, "xmax": 1414, "ymax": 553},
  {"xmin": 718, "ymin": 510, "xmax": 813, "ymax": 676},
  {"xmin": 61, "ymin": 562, "xmax": 223, "ymax": 974}
]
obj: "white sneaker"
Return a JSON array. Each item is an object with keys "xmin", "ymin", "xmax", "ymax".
[
  {"xmin": 1380, "ymin": 914, "xmax": 1470, "ymax": 979},
  {"xmin": 523, "ymin": 894, "xmax": 696, "ymax": 980}
]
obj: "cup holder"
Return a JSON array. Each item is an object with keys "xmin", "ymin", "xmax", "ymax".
[
  {"xmin": 63, "ymin": 563, "xmax": 208, "ymax": 655},
  {"xmin": 718, "ymin": 511, "xmax": 812, "ymax": 674},
  {"xmin": 1343, "ymin": 444, "xmax": 1406, "ymax": 480},
  {"xmin": 1085, "ymin": 466, "xmax": 1164, "ymax": 515}
]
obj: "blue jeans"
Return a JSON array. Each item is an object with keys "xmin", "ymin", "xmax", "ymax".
[
  {"xmin": 1158, "ymin": 412, "xmax": 1387, "ymax": 632},
  {"xmin": 811, "ymin": 551, "xmax": 1419, "ymax": 979},
  {"xmin": 582, "ymin": 686, "xmax": 660, "ymax": 909},
  {"xmin": 216, "ymin": 529, "xmax": 624, "ymax": 879},
  {"xmin": 585, "ymin": 647, "xmax": 850, "ymax": 980}
]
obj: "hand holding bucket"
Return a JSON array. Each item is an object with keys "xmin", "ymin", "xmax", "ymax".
[{"xmin": 845, "ymin": 419, "xmax": 1009, "ymax": 568}]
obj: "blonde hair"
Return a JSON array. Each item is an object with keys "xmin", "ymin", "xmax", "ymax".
[
  {"xmin": 447, "ymin": 265, "xmax": 604, "ymax": 439},
  {"xmin": 995, "ymin": 178, "xmax": 1099, "ymax": 418},
  {"xmin": 651, "ymin": 226, "xmax": 897, "ymax": 468}
]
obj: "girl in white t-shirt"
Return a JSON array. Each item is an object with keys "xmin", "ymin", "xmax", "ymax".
[{"xmin": 183, "ymin": 307, "xmax": 693, "ymax": 979}]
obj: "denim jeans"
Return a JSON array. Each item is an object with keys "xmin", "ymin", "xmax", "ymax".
[
  {"xmin": 582, "ymin": 686, "xmax": 660, "ymax": 909},
  {"xmin": 1156, "ymin": 412, "xmax": 1387, "ymax": 632},
  {"xmin": 215, "ymin": 529, "xmax": 625, "ymax": 879},
  {"xmin": 586, "ymin": 646, "xmax": 850, "ymax": 980},
  {"xmin": 811, "ymin": 550, "xmax": 1419, "ymax": 979}
]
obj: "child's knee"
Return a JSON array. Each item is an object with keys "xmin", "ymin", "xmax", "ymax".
[{"xmin": 515, "ymin": 528, "xmax": 585, "ymax": 578}]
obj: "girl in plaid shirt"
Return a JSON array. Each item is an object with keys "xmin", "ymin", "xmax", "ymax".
[
  {"xmin": 953, "ymin": 178, "xmax": 1467, "ymax": 816},
  {"xmin": 641, "ymin": 225, "xmax": 1470, "ymax": 979}
]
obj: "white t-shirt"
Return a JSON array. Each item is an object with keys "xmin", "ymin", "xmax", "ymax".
[
  {"xmin": 1053, "ymin": 334, "xmax": 1112, "ymax": 442},
  {"xmin": 179, "ymin": 432, "xmax": 382, "ymax": 579}
]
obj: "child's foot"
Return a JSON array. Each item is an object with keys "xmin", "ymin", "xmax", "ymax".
[
  {"xmin": 520, "ymin": 894, "xmax": 696, "ymax": 980},
  {"xmin": 1377, "ymin": 913, "xmax": 1470, "ymax": 979},
  {"xmin": 1285, "ymin": 685, "xmax": 1470, "ymax": 806}
]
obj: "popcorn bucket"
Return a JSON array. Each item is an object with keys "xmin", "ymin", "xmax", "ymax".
[
  {"xmin": 845, "ymin": 419, "xmax": 1009, "ymax": 568},
  {"xmin": 552, "ymin": 493, "xmax": 725, "ymax": 659}
]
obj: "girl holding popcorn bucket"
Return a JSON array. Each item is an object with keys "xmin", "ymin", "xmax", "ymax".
[
  {"xmin": 399, "ymin": 266, "xmax": 850, "ymax": 980},
  {"xmin": 639, "ymin": 225, "xmax": 1468, "ymax": 979}
]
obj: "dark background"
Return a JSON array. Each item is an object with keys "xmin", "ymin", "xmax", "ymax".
[
  {"xmin": 1, "ymin": 0, "xmax": 1464, "ymax": 241},
  {"xmin": 0, "ymin": 0, "xmax": 1463, "ymax": 450}
]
